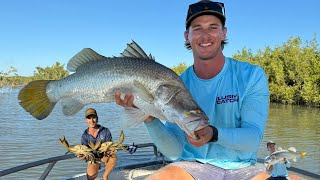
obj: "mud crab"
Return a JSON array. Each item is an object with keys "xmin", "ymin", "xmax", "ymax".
[
  {"xmin": 59, "ymin": 136, "xmax": 101, "ymax": 163},
  {"xmin": 98, "ymin": 129, "xmax": 128, "ymax": 161}
]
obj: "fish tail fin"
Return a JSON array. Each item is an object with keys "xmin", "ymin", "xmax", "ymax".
[
  {"xmin": 18, "ymin": 80, "xmax": 56, "ymax": 120},
  {"xmin": 300, "ymin": 152, "xmax": 306, "ymax": 158}
]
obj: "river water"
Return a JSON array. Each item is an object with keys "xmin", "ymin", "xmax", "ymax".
[{"xmin": 0, "ymin": 89, "xmax": 319, "ymax": 179}]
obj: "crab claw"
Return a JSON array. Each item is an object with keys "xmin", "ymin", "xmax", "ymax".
[
  {"xmin": 98, "ymin": 142, "xmax": 113, "ymax": 153},
  {"xmin": 59, "ymin": 136, "xmax": 70, "ymax": 149},
  {"xmin": 88, "ymin": 139, "xmax": 101, "ymax": 150}
]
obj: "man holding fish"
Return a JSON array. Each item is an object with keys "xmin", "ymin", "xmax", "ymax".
[
  {"xmin": 18, "ymin": 0, "xmax": 270, "ymax": 179},
  {"xmin": 265, "ymin": 141, "xmax": 291, "ymax": 180},
  {"xmin": 115, "ymin": 0, "xmax": 270, "ymax": 179},
  {"xmin": 264, "ymin": 141, "xmax": 306, "ymax": 180}
]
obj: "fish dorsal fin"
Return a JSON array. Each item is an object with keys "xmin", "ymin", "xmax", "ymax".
[
  {"xmin": 67, "ymin": 48, "xmax": 105, "ymax": 72},
  {"xmin": 288, "ymin": 147, "xmax": 296, "ymax": 152},
  {"xmin": 278, "ymin": 147, "xmax": 283, "ymax": 151},
  {"xmin": 120, "ymin": 40, "xmax": 155, "ymax": 60}
]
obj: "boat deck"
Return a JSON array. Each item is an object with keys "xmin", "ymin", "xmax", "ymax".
[
  {"xmin": 1, "ymin": 143, "xmax": 319, "ymax": 180},
  {"xmin": 66, "ymin": 159, "xmax": 319, "ymax": 180},
  {"xmin": 64, "ymin": 159, "xmax": 168, "ymax": 180}
]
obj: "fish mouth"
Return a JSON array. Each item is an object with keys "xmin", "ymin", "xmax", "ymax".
[
  {"xmin": 185, "ymin": 109, "xmax": 204, "ymax": 118},
  {"xmin": 186, "ymin": 118, "xmax": 209, "ymax": 130},
  {"xmin": 175, "ymin": 113, "xmax": 209, "ymax": 139}
]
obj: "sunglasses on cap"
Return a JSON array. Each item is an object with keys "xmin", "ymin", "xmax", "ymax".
[{"xmin": 186, "ymin": 1, "xmax": 226, "ymax": 29}]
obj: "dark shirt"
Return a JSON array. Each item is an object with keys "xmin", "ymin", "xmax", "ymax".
[{"xmin": 81, "ymin": 125, "xmax": 112, "ymax": 146}]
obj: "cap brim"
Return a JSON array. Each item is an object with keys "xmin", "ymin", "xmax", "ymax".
[
  {"xmin": 267, "ymin": 142, "xmax": 276, "ymax": 146},
  {"xmin": 86, "ymin": 113, "xmax": 97, "ymax": 117},
  {"xmin": 186, "ymin": 10, "xmax": 226, "ymax": 28}
]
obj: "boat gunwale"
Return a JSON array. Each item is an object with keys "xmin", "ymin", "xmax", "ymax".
[{"xmin": 0, "ymin": 143, "xmax": 319, "ymax": 179}]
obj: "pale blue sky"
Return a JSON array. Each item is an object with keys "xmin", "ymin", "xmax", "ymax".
[{"xmin": 0, "ymin": 0, "xmax": 319, "ymax": 76}]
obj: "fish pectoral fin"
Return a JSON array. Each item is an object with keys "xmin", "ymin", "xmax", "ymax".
[
  {"xmin": 61, "ymin": 97, "xmax": 86, "ymax": 116},
  {"xmin": 121, "ymin": 107, "xmax": 150, "ymax": 127},
  {"xmin": 133, "ymin": 80, "xmax": 154, "ymax": 103}
]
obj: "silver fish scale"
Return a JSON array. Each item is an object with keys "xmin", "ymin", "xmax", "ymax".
[{"xmin": 47, "ymin": 57, "xmax": 184, "ymax": 109}]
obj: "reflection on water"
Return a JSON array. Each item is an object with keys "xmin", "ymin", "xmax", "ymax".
[
  {"xmin": 0, "ymin": 90, "xmax": 319, "ymax": 179},
  {"xmin": 257, "ymin": 103, "xmax": 320, "ymax": 175}
]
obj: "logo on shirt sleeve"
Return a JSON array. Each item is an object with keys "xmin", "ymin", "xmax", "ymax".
[{"xmin": 216, "ymin": 94, "xmax": 239, "ymax": 104}]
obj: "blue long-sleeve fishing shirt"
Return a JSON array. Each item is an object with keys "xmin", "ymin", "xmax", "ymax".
[
  {"xmin": 145, "ymin": 57, "xmax": 270, "ymax": 169},
  {"xmin": 268, "ymin": 162, "xmax": 291, "ymax": 177}
]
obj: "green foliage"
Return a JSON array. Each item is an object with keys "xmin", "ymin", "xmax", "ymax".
[
  {"xmin": 233, "ymin": 35, "xmax": 320, "ymax": 107},
  {"xmin": 0, "ymin": 66, "xmax": 18, "ymax": 88},
  {"xmin": 171, "ymin": 62, "xmax": 190, "ymax": 75},
  {"xmin": 33, "ymin": 62, "xmax": 69, "ymax": 80},
  {"xmin": 3, "ymin": 35, "xmax": 319, "ymax": 107}
]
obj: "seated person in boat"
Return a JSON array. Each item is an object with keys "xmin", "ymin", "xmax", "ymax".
[
  {"xmin": 114, "ymin": 0, "xmax": 271, "ymax": 179},
  {"xmin": 265, "ymin": 141, "xmax": 291, "ymax": 180},
  {"xmin": 77, "ymin": 108, "xmax": 117, "ymax": 180}
]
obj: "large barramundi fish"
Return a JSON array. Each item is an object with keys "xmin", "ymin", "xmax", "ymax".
[{"xmin": 18, "ymin": 40, "xmax": 209, "ymax": 138}]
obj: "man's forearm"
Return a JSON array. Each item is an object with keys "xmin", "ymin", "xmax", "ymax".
[
  {"xmin": 144, "ymin": 118, "xmax": 182, "ymax": 160},
  {"xmin": 217, "ymin": 127, "xmax": 262, "ymax": 151}
]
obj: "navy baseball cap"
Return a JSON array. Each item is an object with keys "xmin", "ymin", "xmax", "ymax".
[{"xmin": 186, "ymin": 0, "xmax": 226, "ymax": 29}]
